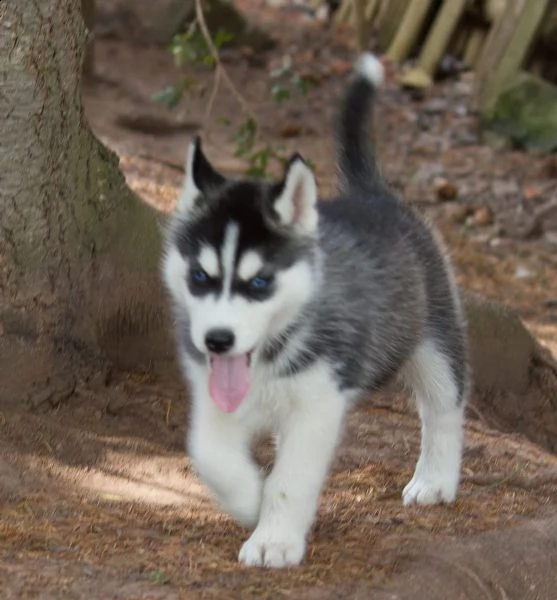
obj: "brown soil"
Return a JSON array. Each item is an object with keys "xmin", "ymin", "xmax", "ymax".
[{"xmin": 2, "ymin": 2, "xmax": 557, "ymax": 598}]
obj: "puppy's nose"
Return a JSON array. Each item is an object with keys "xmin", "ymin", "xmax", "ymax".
[{"xmin": 205, "ymin": 328, "xmax": 235, "ymax": 354}]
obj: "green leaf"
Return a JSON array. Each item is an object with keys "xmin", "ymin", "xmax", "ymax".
[
  {"xmin": 213, "ymin": 28, "xmax": 236, "ymax": 50},
  {"xmin": 234, "ymin": 118, "xmax": 258, "ymax": 156},
  {"xmin": 291, "ymin": 73, "xmax": 314, "ymax": 96},
  {"xmin": 151, "ymin": 86, "xmax": 183, "ymax": 110},
  {"xmin": 271, "ymin": 84, "xmax": 291, "ymax": 103},
  {"xmin": 247, "ymin": 147, "xmax": 271, "ymax": 177},
  {"xmin": 147, "ymin": 571, "xmax": 171, "ymax": 585},
  {"xmin": 269, "ymin": 65, "xmax": 287, "ymax": 79},
  {"xmin": 167, "ymin": 26, "xmax": 215, "ymax": 68}
]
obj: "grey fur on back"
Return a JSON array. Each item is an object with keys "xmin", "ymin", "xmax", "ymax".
[{"xmin": 261, "ymin": 63, "xmax": 468, "ymax": 402}]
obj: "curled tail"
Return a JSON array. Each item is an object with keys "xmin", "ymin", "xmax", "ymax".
[{"xmin": 337, "ymin": 53, "xmax": 385, "ymax": 197}]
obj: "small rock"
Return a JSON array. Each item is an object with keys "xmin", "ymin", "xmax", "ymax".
[
  {"xmin": 433, "ymin": 177, "xmax": 459, "ymax": 201},
  {"xmin": 454, "ymin": 80, "xmax": 473, "ymax": 96},
  {"xmin": 470, "ymin": 231, "xmax": 492, "ymax": 244},
  {"xmin": 438, "ymin": 55, "xmax": 466, "ymax": 78},
  {"xmin": 412, "ymin": 162, "xmax": 443, "ymax": 183},
  {"xmin": 472, "ymin": 206, "xmax": 494, "ymax": 226},
  {"xmin": 422, "ymin": 97, "xmax": 449, "ymax": 115},
  {"xmin": 452, "ymin": 130, "xmax": 479, "ymax": 146},
  {"xmin": 544, "ymin": 231, "xmax": 557, "ymax": 245},
  {"xmin": 492, "ymin": 179, "xmax": 520, "ymax": 198},
  {"xmin": 453, "ymin": 103, "xmax": 468, "ymax": 117},
  {"xmin": 413, "ymin": 132, "xmax": 439, "ymax": 155},
  {"xmin": 515, "ymin": 265, "xmax": 533, "ymax": 279}
]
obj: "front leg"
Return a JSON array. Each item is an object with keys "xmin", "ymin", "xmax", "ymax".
[
  {"xmin": 188, "ymin": 398, "xmax": 262, "ymax": 528},
  {"xmin": 239, "ymin": 365, "xmax": 347, "ymax": 568}
]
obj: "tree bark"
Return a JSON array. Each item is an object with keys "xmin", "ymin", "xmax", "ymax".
[
  {"xmin": 0, "ymin": 0, "xmax": 171, "ymax": 402},
  {"xmin": 369, "ymin": 516, "xmax": 557, "ymax": 600},
  {"xmin": 81, "ymin": 0, "xmax": 95, "ymax": 80}
]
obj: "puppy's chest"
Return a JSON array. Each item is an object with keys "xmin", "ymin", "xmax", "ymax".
[{"xmin": 239, "ymin": 364, "xmax": 301, "ymax": 430}]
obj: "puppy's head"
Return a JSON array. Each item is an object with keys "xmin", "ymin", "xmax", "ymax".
[{"xmin": 162, "ymin": 139, "xmax": 319, "ymax": 411}]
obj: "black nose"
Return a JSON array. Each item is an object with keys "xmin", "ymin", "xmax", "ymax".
[{"xmin": 205, "ymin": 328, "xmax": 235, "ymax": 354}]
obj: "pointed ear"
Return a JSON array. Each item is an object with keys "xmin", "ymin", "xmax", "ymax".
[
  {"xmin": 273, "ymin": 154, "xmax": 318, "ymax": 234},
  {"xmin": 176, "ymin": 137, "xmax": 227, "ymax": 213}
]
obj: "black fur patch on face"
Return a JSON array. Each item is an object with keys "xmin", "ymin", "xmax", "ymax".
[{"xmin": 172, "ymin": 181, "xmax": 315, "ymax": 298}]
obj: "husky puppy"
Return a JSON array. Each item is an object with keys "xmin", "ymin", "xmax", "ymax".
[{"xmin": 162, "ymin": 54, "xmax": 469, "ymax": 568}]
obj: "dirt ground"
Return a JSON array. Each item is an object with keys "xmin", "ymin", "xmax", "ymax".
[{"xmin": 2, "ymin": 2, "xmax": 557, "ymax": 598}]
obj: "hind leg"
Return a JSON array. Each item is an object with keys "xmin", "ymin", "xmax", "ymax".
[{"xmin": 401, "ymin": 338, "xmax": 466, "ymax": 505}]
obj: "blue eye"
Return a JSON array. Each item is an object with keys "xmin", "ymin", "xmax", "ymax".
[
  {"xmin": 249, "ymin": 276, "xmax": 271, "ymax": 291},
  {"xmin": 191, "ymin": 269, "xmax": 209, "ymax": 284}
]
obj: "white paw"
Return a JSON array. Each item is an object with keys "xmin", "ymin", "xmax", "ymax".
[
  {"xmin": 402, "ymin": 471, "xmax": 458, "ymax": 506},
  {"xmin": 238, "ymin": 525, "xmax": 306, "ymax": 568}
]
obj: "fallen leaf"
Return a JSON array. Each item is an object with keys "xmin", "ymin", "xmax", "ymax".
[
  {"xmin": 537, "ymin": 156, "xmax": 557, "ymax": 179},
  {"xmin": 279, "ymin": 122, "xmax": 303, "ymax": 138},
  {"xmin": 328, "ymin": 58, "xmax": 352, "ymax": 77},
  {"xmin": 433, "ymin": 176, "xmax": 459, "ymax": 201},
  {"xmin": 472, "ymin": 206, "xmax": 494, "ymax": 227},
  {"xmin": 522, "ymin": 185, "xmax": 543, "ymax": 202}
]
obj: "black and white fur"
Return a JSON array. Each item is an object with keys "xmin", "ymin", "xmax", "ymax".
[{"xmin": 162, "ymin": 54, "xmax": 469, "ymax": 568}]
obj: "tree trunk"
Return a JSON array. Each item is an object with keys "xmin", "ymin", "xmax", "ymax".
[{"xmin": 0, "ymin": 0, "xmax": 172, "ymax": 403}]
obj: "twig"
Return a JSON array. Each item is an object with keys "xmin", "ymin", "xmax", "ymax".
[
  {"xmin": 165, "ymin": 399, "xmax": 172, "ymax": 427},
  {"xmin": 137, "ymin": 153, "xmax": 185, "ymax": 172},
  {"xmin": 522, "ymin": 197, "xmax": 557, "ymax": 239},
  {"xmin": 465, "ymin": 402, "xmax": 489, "ymax": 427},
  {"xmin": 535, "ymin": 197, "xmax": 557, "ymax": 222},
  {"xmin": 204, "ymin": 66, "xmax": 222, "ymax": 126},
  {"xmin": 464, "ymin": 469, "xmax": 557, "ymax": 490},
  {"xmin": 194, "ymin": 0, "xmax": 259, "ymax": 136}
]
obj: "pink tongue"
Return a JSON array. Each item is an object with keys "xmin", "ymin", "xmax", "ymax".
[{"xmin": 209, "ymin": 354, "xmax": 251, "ymax": 412}]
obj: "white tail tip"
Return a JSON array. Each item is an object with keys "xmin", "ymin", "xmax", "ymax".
[{"xmin": 354, "ymin": 53, "xmax": 384, "ymax": 87}]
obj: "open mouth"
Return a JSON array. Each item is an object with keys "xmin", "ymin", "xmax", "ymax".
[{"xmin": 208, "ymin": 351, "xmax": 253, "ymax": 413}]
